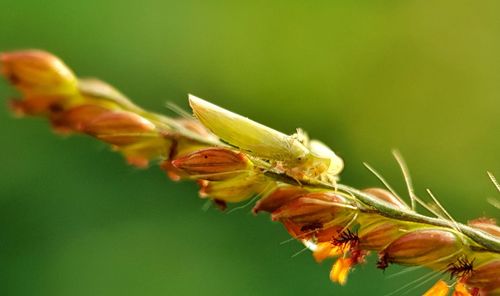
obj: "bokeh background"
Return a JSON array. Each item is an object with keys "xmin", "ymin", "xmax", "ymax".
[{"xmin": 1, "ymin": 1, "xmax": 499, "ymax": 295}]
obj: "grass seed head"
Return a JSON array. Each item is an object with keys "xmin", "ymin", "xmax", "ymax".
[
  {"xmin": 171, "ymin": 147, "xmax": 252, "ymax": 180},
  {"xmin": 378, "ymin": 229, "xmax": 462, "ymax": 270},
  {"xmin": 0, "ymin": 50, "xmax": 77, "ymax": 98}
]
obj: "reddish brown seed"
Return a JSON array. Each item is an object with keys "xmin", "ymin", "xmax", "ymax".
[
  {"xmin": 83, "ymin": 111, "xmax": 156, "ymax": 145},
  {"xmin": 272, "ymin": 192, "xmax": 354, "ymax": 244},
  {"xmin": 362, "ymin": 188, "xmax": 408, "ymax": 210},
  {"xmin": 378, "ymin": 229, "xmax": 462, "ymax": 269},
  {"xmin": 51, "ymin": 104, "xmax": 111, "ymax": 132},
  {"xmin": 271, "ymin": 192, "xmax": 350, "ymax": 224},
  {"xmin": 468, "ymin": 218, "xmax": 500, "ymax": 237},
  {"xmin": 465, "ymin": 260, "xmax": 500, "ymax": 294},
  {"xmin": 252, "ymin": 185, "xmax": 308, "ymax": 214},
  {"xmin": 359, "ymin": 218, "xmax": 406, "ymax": 251},
  {"xmin": 171, "ymin": 147, "xmax": 251, "ymax": 180},
  {"xmin": 0, "ymin": 50, "xmax": 77, "ymax": 96}
]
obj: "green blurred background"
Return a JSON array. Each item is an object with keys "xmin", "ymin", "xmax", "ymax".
[{"xmin": 1, "ymin": 1, "xmax": 499, "ymax": 295}]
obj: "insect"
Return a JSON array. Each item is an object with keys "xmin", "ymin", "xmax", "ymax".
[{"xmin": 188, "ymin": 94, "xmax": 343, "ymax": 185}]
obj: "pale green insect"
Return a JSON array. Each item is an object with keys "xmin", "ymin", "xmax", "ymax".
[{"xmin": 188, "ymin": 94, "xmax": 343, "ymax": 185}]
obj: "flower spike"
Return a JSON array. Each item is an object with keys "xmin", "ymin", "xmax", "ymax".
[{"xmin": 2, "ymin": 50, "xmax": 500, "ymax": 294}]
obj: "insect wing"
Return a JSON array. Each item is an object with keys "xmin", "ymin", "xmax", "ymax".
[{"xmin": 189, "ymin": 94, "xmax": 309, "ymax": 161}]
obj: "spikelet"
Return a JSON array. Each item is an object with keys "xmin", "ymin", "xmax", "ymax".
[{"xmin": 2, "ymin": 50, "xmax": 500, "ymax": 295}]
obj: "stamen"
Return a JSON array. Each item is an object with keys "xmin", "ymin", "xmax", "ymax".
[
  {"xmin": 446, "ymin": 256, "xmax": 474, "ymax": 279},
  {"xmin": 332, "ymin": 229, "xmax": 359, "ymax": 251}
]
